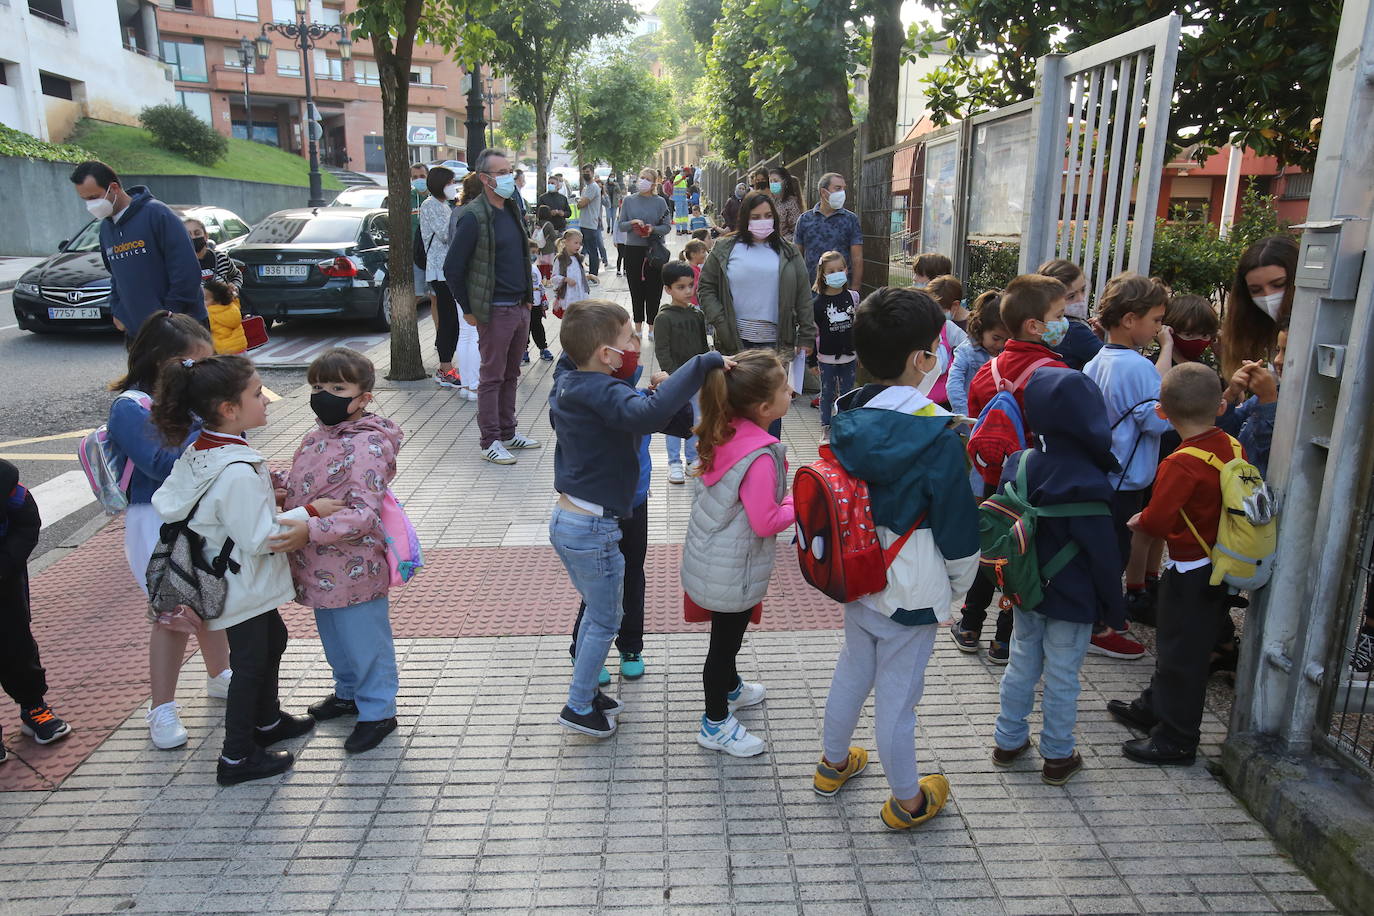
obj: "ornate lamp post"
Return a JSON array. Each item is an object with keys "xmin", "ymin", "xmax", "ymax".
[
  {"xmin": 237, "ymin": 36, "xmax": 255, "ymax": 144},
  {"xmin": 257, "ymin": 0, "xmax": 352, "ymax": 207}
]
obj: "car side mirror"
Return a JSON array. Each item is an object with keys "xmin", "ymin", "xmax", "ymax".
[{"xmin": 58, "ymin": 239, "xmax": 69, "ymax": 251}]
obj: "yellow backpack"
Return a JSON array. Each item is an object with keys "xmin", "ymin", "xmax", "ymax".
[{"xmin": 1178, "ymin": 434, "xmax": 1279, "ymax": 591}]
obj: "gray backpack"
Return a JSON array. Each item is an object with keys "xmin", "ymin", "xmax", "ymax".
[{"xmin": 145, "ymin": 464, "xmax": 247, "ymax": 621}]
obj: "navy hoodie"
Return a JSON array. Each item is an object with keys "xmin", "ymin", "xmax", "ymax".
[
  {"xmin": 1001, "ymin": 369, "xmax": 1126, "ymax": 628},
  {"xmin": 0, "ymin": 459, "xmax": 40, "ymax": 604},
  {"xmin": 1052, "ymin": 316, "xmax": 1105, "ymax": 370},
  {"xmin": 98, "ymin": 186, "xmax": 206, "ymax": 333}
]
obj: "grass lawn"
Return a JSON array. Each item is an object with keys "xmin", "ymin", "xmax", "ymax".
[{"xmin": 69, "ymin": 120, "xmax": 343, "ymax": 190}]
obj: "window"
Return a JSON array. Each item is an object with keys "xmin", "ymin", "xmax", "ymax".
[
  {"xmin": 162, "ymin": 40, "xmax": 208, "ymax": 83},
  {"xmin": 39, "ymin": 73, "xmax": 73, "ymax": 100},
  {"xmin": 176, "ymin": 90, "xmax": 213, "ymax": 124},
  {"xmin": 0, "ymin": 62, "xmax": 8, "ymax": 86},
  {"xmin": 221, "ymin": 217, "xmax": 251, "ymax": 240},
  {"xmin": 223, "ymin": 46, "xmax": 250, "ymax": 69},
  {"xmin": 277, "ymin": 49, "xmax": 302, "ymax": 77},
  {"xmin": 355, "ymin": 60, "xmax": 380, "ymax": 87},
  {"xmin": 212, "ymin": 0, "xmax": 257, "ymax": 19},
  {"xmin": 409, "ymin": 66, "xmax": 432, "ymax": 85},
  {"xmin": 1282, "ymin": 172, "xmax": 1314, "ymax": 201},
  {"xmin": 28, "ymin": 1, "xmax": 67, "ymax": 26},
  {"xmin": 319, "ymin": 3, "xmax": 343, "ymax": 27},
  {"xmin": 314, "ymin": 50, "xmax": 343, "ymax": 81},
  {"xmin": 445, "ymin": 116, "xmax": 458, "ymax": 137},
  {"xmin": 269, "ymin": 0, "xmax": 336, "ymax": 21}
]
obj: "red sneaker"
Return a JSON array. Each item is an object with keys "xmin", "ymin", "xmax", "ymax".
[{"xmin": 1088, "ymin": 628, "xmax": 1145, "ymax": 659}]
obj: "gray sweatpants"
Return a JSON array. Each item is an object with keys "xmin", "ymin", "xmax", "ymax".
[{"xmin": 822, "ymin": 602, "xmax": 939, "ymax": 799}]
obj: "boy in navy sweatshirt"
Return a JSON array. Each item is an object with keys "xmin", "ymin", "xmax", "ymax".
[{"xmin": 548, "ymin": 300, "xmax": 723, "ymax": 738}]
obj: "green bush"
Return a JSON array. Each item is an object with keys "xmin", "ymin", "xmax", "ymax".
[
  {"xmin": 966, "ymin": 241, "xmax": 1021, "ymax": 300},
  {"xmin": 0, "ymin": 123, "xmax": 94, "ymax": 163},
  {"xmin": 138, "ymin": 104, "xmax": 227, "ymax": 167}
]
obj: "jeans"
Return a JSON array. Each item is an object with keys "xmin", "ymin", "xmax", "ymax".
[
  {"xmin": 570, "ymin": 498, "xmax": 648, "ymax": 657},
  {"xmin": 664, "ymin": 396, "xmax": 698, "ymax": 465},
  {"xmin": 314, "ymin": 597, "xmax": 398, "ymax": 721},
  {"xmin": 476, "ymin": 304, "xmax": 531, "ymax": 449},
  {"xmin": 994, "ymin": 608, "xmax": 1092, "ymax": 760},
  {"xmin": 223, "ymin": 609, "xmax": 288, "ymax": 759},
  {"xmin": 819, "ymin": 360, "xmax": 856, "ymax": 426},
  {"xmin": 551, "ymin": 507, "xmax": 624, "ymax": 711},
  {"xmin": 580, "ymin": 227, "xmax": 602, "ymax": 277}
]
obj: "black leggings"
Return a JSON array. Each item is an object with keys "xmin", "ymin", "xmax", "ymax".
[
  {"xmin": 0, "ymin": 578, "xmax": 47, "ymax": 709},
  {"xmin": 528, "ymin": 306, "xmax": 548, "ymax": 351},
  {"xmin": 958, "ymin": 482, "xmax": 1012, "ymax": 644},
  {"xmin": 622, "ymin": 245, "xmax": 661, "ymax": 326},
  {"xmin": 615, "ymin": 243, "xmax": 626, "ymax": 274},
  {"xmin": 223, "ymin": 609, "xmax": 289, "ymax": 759},
  {"xmin": 570, "ymin": 499, "xmax": 648, "ymax": 657},
  {"xmin": 430, "ymin": 279, "xmax": 459, "ymax": 363},
  {"xmin": 704, "ymin": 611, "xmax": 751, "ymax": 721}
]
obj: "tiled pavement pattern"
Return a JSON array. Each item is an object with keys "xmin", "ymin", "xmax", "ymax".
[{"xmin": 0, "ymin": 275, "xmax": 1340, "ymax": 913}]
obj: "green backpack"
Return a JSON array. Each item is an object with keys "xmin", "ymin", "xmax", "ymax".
[{"xmin": 978, "ymin": 457, "xmax": 1111, "ymax": 613}]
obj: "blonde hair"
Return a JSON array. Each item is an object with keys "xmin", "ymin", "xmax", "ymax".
[
  {"xmin": 925, "ymin": 274, "xmax": 964, "ymax": 312},
  {"xmin": 693, "ymin": 350, "xmax": 786, "ymax": 474},
  {"xmin": 813, "ymin": 250, "xmax": 848, "ymax": 293},
  {"xmin": 681, "ymin": 239, "xmax": 708, "ymax": 261},
  {"xmin": 556, "ymin": 228, "xmax": 584, "ymax": 274}
]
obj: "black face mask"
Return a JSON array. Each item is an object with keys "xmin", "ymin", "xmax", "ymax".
[
  {"xmin": 309, "ymin": 391, "xmax": 357, "ymax": 427},
  {"xmin": 192, "ymin": 236, "xmax": 207, "ymax": 252}
]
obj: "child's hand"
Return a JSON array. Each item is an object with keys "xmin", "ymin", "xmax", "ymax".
[
  {"xmin": 310, "ymin": 497, "xmax": 346, "ymax": 517},
  {"xmin": 649, "ymin": 371, "xmax": 669, "ymax": 388},
  {"xmin": 1126, "ymin": 512, "xmax": 1143, "ymax": 532},
  {"xmin": 1225, "ymin": 363, "xmax": 1255, "ymax": 403},
  {"xmin": 1156, "ymin": 325, "xmax": 1173, "ymax": 349},
  {"xmin": 268, "ymin": 518, "xmax": 310, "ymax": 553},
  {"xmin": 1248, "ymin": 365, "xmax": 1279, "ymax": 404},
  {"xmin": 721, "ymin": 356, "xmax": 739, "ymax": 371}
]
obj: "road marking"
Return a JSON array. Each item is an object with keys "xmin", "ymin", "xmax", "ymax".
[
  {"xmin": 250, "ymin": 333, "xmax": 388, "ymax": 368},
  {"xmin": 0, "ymin": 429, "xmax": 94, "ymax": 449},
  {"xmin": 0, "ymin": 453, "xmax": 77, "ymax": 461},
  {"xmin": 30, "ymin": 470, "xmax": 97, "ymax": 531},
  {"xmin": 263, "ymin": 386, "xmax": 281, "ymax": 403},
  {"xmin": 0, "ymin": 323, "xmax": 17, "ymax": 331}
]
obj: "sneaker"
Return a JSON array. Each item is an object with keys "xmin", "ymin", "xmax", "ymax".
[
  {"xmin": 593, "ymin": 691, "xmax": 624, "ymax": 718},
  {"xmin": 992, "ymin": 739, "xmax": 1031, "ymax": 767},
  {"xmin": 461, "ymin": 387, "xmax": 479, "ymax": 401},
  {"xmin": 308, "ymin": 693, "xmax": 358, "ymax": 720},
  {"xmin": 814, "ymin": 746, "xmax": 868, "ymax": 796},
  {"xmin": 253, "ymin": 713, "xmax": 315, "ymax": 747},
  {"xmin": 880, "ymin": 774, "xmax": 949, "ymax": 830},
  {"xmin": 540, "ymin": 349, "xmax": 554, "ymax": 361},
  {"xmin": 646, "ymin": 329, "xmax": 654, "ymax": 341},
  {"xmin": 667, "ymin": 462, "xmax": 686, "ymax": 485},
  {"xmin": 987, "ymin": 640, "xmax": 1010, "ymax": 665},
  {"xmin": 810, "ymin": 396, "xmax": 820, "ymax": 409},
  {"xmin": 206, "ymin": 669, "xmax": 232, "ymax": 700},
  {"xmin": 1125, "ymin": 589, "xmax": 1156, "ymax": 627},
  {"xmin": 558, "ymin": 704, "xmax": 617, "ymax": 738},
  {"xmin": 619, "ymin": 652, "xmax": 645, "ymax": 680},
  {"xmin": 569, "ymin": 656, "xmax": 612, "ymax": 687},
  {"xmin": 950, "ymin": 627, "xmax": 981, "ymax": 654},
  {"xmin": 19, "ymin": 704, "xmax": 71, "ymax": 745},
  {"xmin": 727, "ymin": 680, "xmax": 766, "ymax": 711},
  {"xmin": 696, "ymin": 714, "xmax": 765, "ymax": 757},
  {"xmin": 345, "ymin": 717, "xmax": 398, "ymax": 754},
  {"xmin": 1042, "ymin": 750, "xmax": 1083, "ymax": 785},
  {"xmin": 502, "ymin": 432, "xmax": 541, "ymax": 450},
  {"xmin": 146, "ymin": 702, "xmax": 188, "ymax": 750},
  {"xmin": 482, "ymin": 442, "xmax": 517, "ymax": 464},
  {"xmin": 522, "ymin": 351, "xmax": 531, "ymax": 364},
  {"xmin": 1088, "ymin": 628, "xmax": 1146, "ymax": 659},
  {"xmin": 1352, "ymin": 629, "xmax": 1374, "ymax": 676},
  {"xmin": 587, "ymin": 274, "xmax": 600, "ymax": 285},
  {"xmin": 434, "ymin": 367, "xmax": 462, "ymax": 389},
  {"xmin": 217, "ymin": 747, "xmax": 293, "ymax": 786}
]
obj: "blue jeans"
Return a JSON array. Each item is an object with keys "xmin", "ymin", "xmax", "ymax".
[
  {"xmin": 313, "ymin": 597, "xmax": 398, "ymax": 721},
  {"xmin": 819, "ymin": 360, "xmax": 856, "ymax": 426},
  {"xmin": 580, "ymin": 226, "xmax": 602, "ymax": 277},
  {"xmin": 665, "ymin": 396, "xmax": 698, "ymax": 465},
  {"xmin": 994, "ymin": 608, "xmax": 1092, "ymax": 759},
  {"xmin": 550, "ymin": 506, "xmax": 624, "ymax": 711}
]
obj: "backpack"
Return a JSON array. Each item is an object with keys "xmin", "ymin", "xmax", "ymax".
[
  {"xmin": 793, "ymin": 443, "xmax": 923, "ymax": 603},
  {"xmin": 978, "ymin": 455, "xmax": 1111, "ymax": 613},
  {"xmin": 1177, "ymin": 435, "xmax": 1278, "ymax": 590},
  {"xmin": 926, "ymin": 324, "xmax": 953, "ymax": 405},
  {"xmin": 380, "ymin": 489, "xmax": 424, "ymax": 586},
  {"xmin": 145, "ymin": 463, "xmax": 251, "ymax": 622},
  {"xmin": 79, "ymin": 390, "xmax": 153, "ymax": 514},
  {"xmin": 967, "ymin": 356, "xmax": 1056, "ymax": 488},
  {"xmin": 412, "ymin": 223, "xmax": 428, "ymax": 270}
]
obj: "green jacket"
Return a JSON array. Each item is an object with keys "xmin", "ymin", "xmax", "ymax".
[
  {"xmin": 654, "ymin": 302, "xmax": 709, "ymax": 375},
  {"xmin": 698, "ymin": 234, "xmax": 816, "ymax": 364},
  {"xmin": 452, "ymin": 194, "xmax": 534, "ymax": 325}
]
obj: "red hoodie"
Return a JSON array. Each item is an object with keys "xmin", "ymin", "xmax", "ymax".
[{"xmin": 966, "ymin": 339, "xmax": 1069, "ymax": 439}]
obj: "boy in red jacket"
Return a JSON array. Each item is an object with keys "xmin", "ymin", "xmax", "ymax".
[{"xmin": 1108, "ymin": 363, "xmax": 1234, "ymax": 765}]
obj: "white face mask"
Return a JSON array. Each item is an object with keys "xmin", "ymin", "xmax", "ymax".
[
  {"xmin": 827, "ymin": 188, "xmax": 846, "ymax": 210},
  {"xmin": 1254, "ymin": 291, "xmax": 1286, "ymax": 320},
  {"xmin": 638, "ymin": 178, "xmax": 653, "ymax": 192},
  {"xmin": 443, "ymin": 184, "xmax": 459, "ymax": 201},
  {"xmin": 86, "ymin": 186, "xmax": 115, "ymax": 220},
  {"xmin": 915, "ymin": 348, "xmax": 947, "ymax": 396}
]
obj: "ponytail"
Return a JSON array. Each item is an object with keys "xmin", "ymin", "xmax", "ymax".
[
  {"xmin": 151, "ymin": 354, "xmax": 255, "ymax": 446},
  {"xmin": 692, "ymin": 349, "xmax": 786, "ymax": 474}
]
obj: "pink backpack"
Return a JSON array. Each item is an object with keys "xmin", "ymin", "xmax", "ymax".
[
  {"xmin": 380, "ymin": 489, "xmax": 423, "ymax": 586},
  {"xmin": 927, "ymin": 324, "xmax": 953, "ymax": 405},
  {"xmin": 78, "ymin": 390, "xmax": 153, "ymax": 514}
]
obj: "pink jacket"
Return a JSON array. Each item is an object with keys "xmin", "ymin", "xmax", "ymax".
[
  {"xmin": 274, "ymin": 413, "xmax": 403, "ymax": 609},
  {"xmin": 702, "ymin": 417, "xmax": 793, "ymax": 537}
]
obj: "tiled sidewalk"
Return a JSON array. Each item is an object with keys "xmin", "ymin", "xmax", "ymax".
[{"xmin": 0, "ymin": 275, "xmax": 1341, "ymax": 914}]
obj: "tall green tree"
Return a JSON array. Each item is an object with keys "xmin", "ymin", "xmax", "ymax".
[
  {"xmin": 498, "ymin": 101, "xmax": 535, "ymax": 157},
  {"xmin": 559, "ymin": 56, "xmax": 678, "ymax": 172}
]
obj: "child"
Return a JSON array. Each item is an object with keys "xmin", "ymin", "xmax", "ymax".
[
  {"xmin": 107, "ymin": 311, "xmax": 231, "ymax": 750},
  {"xmin": 1164, "ymin": 293, "xmax": 1221, "ymax": 368},
  {"xmin": 947, "ymin": 291, "xmax": 1007, "ymax": 418},
  {"xmin": 0, "ymin": 459, "xmax": 71, "ymax": 760},
  {"xmin": 151, "ymin": 355, "xmax": 324, "ymax": 785},
  {"xmin": 815, "ymin": 286, "xmax": 979, "ymax": 829},
  {"xmin": 276, "ymin": 348, "xmax": 403, "ymax": 754},
  {"xmin": 1109, "ymin": 362, "xmax": 1236, "ymax": 766},
  {"xmin": 926, "ymin": 274, "xmax": 969, "ymax": 328},
  {"xmin": 919, "ymin": 278, "xmax": 969, "ymax": 408},
  {"xmin": 812, "ymin": 250, "xmax": 858, "ymax": 431},
  {"xmin": 682, "ymin": 350, "xmax": 795, "ymax": 757},
  {"xmin": 1037, "ymin": 258, "xmax": 1104, "ymax": 370},
  {"xmin": 955, "ymin": 274, "xmax": 1071, "ymax": 662},
  {"xmin": 656, "ymin": 262, "xmax": 710, "ymax": 484},
  {"xmin": 552, "ymin": 229, "xmax": 590, "ymax": 317},
  {"xmin": 991, "ymin": 369, "xmax": 1126, "ymax": 785},
  {"xmin": 1082, "ymin": 273, "xmax": 1173, "ymax": 644},
  {"xmin": 681, "ymin": 239, "xmax": 709, "ymax": 305},
  {"xmin": 688, "ymin": 204, "xmax": 709, "ymax": 233},
  {"xmin": 535, "ymin": 204, "xmax": 558, "ymax": 283},
  {"xmin": 204, "ymin": 278, "xmax": 247, "ymax": 355},
  {"xmin": 527, "ymin": 260, "xmax": 553, "ymax": 362},
  {"xmin": 1220, "ymin": 318, "xmax": 1283, "ymax": 477},
  {"xmin": 550, "ymin": 300, "xmax": 722, "ymax": 738},
  {"xmin": 912, "ymin": 252, "xmax": 952, "ymax": 288}
]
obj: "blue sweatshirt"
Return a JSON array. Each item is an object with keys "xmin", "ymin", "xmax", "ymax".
[
  {"xmin": 98, "ymin": 186, "xmax": 206, "ymax": 333},
  {"xmin": 550, "ymin": 352, "xmax": 717, "ymax": 518},
  {"xmin": 1082, "ymin": 344, "xmax": 1171, "ymax": 491},
  {"xmin": 1219, "ymin": 394, "xmax": 1277, "ymax": 477},
  {"xmin": 947, "ymin": 339, "xmax": 992, "ymax": 417},
  {"xmin": 105, "ymin": 391, "xmax": 198, "ymax": 504}
]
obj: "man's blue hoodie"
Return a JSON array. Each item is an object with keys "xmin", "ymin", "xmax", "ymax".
[
  {"xmin": 1003, "ymin": 368, "xmax": 1126, "ymax": 628},
  {"xmin": 99, "ymin": 186, "xmax": 206, "ymax": 333}
]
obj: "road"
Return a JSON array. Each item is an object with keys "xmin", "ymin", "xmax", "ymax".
[{"xmin": 0, "ymin": 288, "xmax": 401, "ymax": 561}]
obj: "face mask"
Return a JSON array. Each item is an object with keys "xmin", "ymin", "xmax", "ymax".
[
  {"xmin": 748, "ymin": 219, "xmax": 774, "ymax": 240},
  {"xmin": 443, "ymin": 184, "xmax": 459, "ymax": 201},
  {"xmin": 769, "ymin": 181, "xmax": 783, "ymax": 195},
  {"xmin": 915, "ymin": 349, "xmax": 946, "ymax": 396},
  {"xmin": 1063, "ymin": 296, "xmax": 1089, "ymax": 320},
  {"xmin": 86, "ymin": 187, "xmax": 115, "ymax": 220},
  {"xmin": 606, "ymin": 345, "xmax": 639, "ymax": 381},
  {"xmin": 492, "ymin": 174, "xmax": 517, "ymax": 198},
  {"xmin": 309, "ymin": 391, "xmax": 359, "ymax": 427},
  {"xmin": 192, "ymin": 236, "xmax": 207, "ymax": 252},
  {"xmin": 411, "ymin": 178, "xmax": 427, "ymax": 192},
  {"xmin": 1173, "ymin": 336, "xmax": 1213, "ymax": 360},
  {"xmin": 638, "ymin": 179, "xmax": 653, "ymax": 192},
  {"xmin": 1254, "ymin": 291, "xmax": 1286, "ymax": 320},
  {"xmin": 827, "ymin": 189, "xmax": 846, "ymax": 209},
  {"xmin": 547, "ymin": 183, "xmax": 557, "ymax": 192},
  {"xmin": 1040, "ymin": 316, "xmax": 1070, "ymax": 347},
  {"xmin": 823, "ymin": 270, "xmax": 848, "ymax": 289}
]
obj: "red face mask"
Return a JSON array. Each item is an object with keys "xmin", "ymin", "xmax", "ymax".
[
  {"xmin": 1173, "ymin": 336, "xmax": 1213, "ymax": 360},
  {"xmin": 608, "ymin": 345, "xmax": 639, "ymax": 380}
]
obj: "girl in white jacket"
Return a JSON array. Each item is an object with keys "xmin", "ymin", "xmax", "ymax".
[{"xmin": 152, "ymin": 355, "xmax": 340, "ymax": 786}]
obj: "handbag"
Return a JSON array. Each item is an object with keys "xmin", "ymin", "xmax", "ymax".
[
  {"xmin": 241, "ymin": 314, "xmax": 269, "ymax": 350},
  {"xmin": 412, "ymin": 224, "xmax": 427, "ymax": 270},
  {"xmin": 646, "ymin": 234, "xmax": 671, "ymax": 271}
]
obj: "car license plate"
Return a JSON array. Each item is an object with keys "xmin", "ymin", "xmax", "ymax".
[
  {"xmin": 259, "ymin": 264, "xmax": 309, "ymax": 277},
  {"xmin": 47, "ymin": 307, "xmax": 102, "ymax": 320}
]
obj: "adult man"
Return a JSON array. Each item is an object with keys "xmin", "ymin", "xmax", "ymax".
[
  {"xmin": 443, "ymin": 148, "xmax": 541, "ymax": 465},
  {"xmin": 576, "ymin": 165, "xmax": 603, "ymax": 282},
  {"xmin": 793, "ymin": 172, "xmax": 864, "ymax": 289},
  {"xmin": 538, "ymin": 176, "xmax": 571, "ymax": 220},
  {"xmin": 720, "ymin": 182, "xmax": 747, "ymax": 229},
  {"xmin": 513, "ymin": 168, "xmax": 528, "ymax": 219},
  {"xmin": 69, "ymin": 161, "xmax": 203, "ymax": 337}
]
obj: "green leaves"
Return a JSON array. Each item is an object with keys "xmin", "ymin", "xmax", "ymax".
[
  {"xmin": 566, "ymin": 56, "xmax": 679, "ymax": 171},
  {"xmin": 0, "ymin": 124, "xmax": 94, "ymax": 164}
]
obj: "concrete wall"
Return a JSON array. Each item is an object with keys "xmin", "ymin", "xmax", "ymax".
[{"xmin": 117, "ymin": 174, "xmax": 339, "ymax": 225}]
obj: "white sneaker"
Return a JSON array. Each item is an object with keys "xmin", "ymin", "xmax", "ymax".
[
  {"xmin": 462, "ymin": 387, "xmax": 479, "ymax": 401},
  {"xmin": 502, "ymin": 433, "xmax": 542, "ymax": 450},
  {"xmin": 728, "ymin": 681, "xmax": 767, "ymax": 711},
  {"xmin": 697, "ymin": 715, "xmax": 765, "ymax": 757},
  {"xmin": 147, "ymin": 702, "xmax": 188, "ymax": 749},
  {"xmin": 206, "ymin": 669, "xmax": 232, "ymax": 699},
  {"xmin": 646, "ymin": 329, "xmax": 654, "ymax": 341},
  {"xmin": 667, "ymin": 462, "xmax": 686, "ymax": 484},
  {"xmin": 482, "ymin": 442, "xmax": 517, "ymax": 464}
]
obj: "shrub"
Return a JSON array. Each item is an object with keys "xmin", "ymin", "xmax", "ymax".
[
  {"xmin": 0, "ymin": 123, "xmax": 94, "ymax": 163},
  {"xmin": 966, "ymin": 241, "xmax": 1021, "ymax": 301},
  {"xmin": 138, "ymin": 104, "xmax": 227, "ymax": 166}
]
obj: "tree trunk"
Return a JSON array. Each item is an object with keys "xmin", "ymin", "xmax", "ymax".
[
  {"xmin": 866, "ymin": 0, "xmax": 903, "ymax": 153},
  {"xmin": 535, "ymin": 99, "xmax": 551, "ymax": 194},
  {"xmin": 570, "ymin": 78, "xmax": 585, "ymax": 167}
]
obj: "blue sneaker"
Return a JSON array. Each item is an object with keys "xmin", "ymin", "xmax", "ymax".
[
  {"xmin": 620, "ymin": 652, "xmax": 645, "ymax": 679},
  {"xmin": 570, "ymin": 655, "xmax": 612, "ymax": 687}
]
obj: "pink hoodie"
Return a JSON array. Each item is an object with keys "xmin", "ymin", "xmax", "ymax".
[
  {"xmin": 702, "ymin": 417, "xmax": 794, "ymax": 537},
  {"xmin": 273, "ymin": 413, "xmax": 403, "ymax": 610}
]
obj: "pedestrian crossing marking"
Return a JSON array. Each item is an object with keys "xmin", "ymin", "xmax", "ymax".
[
  {"xmin": 30, "ymin": 469, "xmax": 96, "ymax": 530},
  {"xmin": 0, "ymin": 453, "xmax": 76, "ymax": 461},
  {"xmin": 0, "ymin": 429, "xmax": 94, "ymax": 449}
]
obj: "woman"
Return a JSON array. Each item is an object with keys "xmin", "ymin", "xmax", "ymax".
[
  {"xmin": 618, "ymin": 167, "xmax": 674, "ymax": 335},
  {"xmin": 767, "ymin": 166, "xmax": 803, "ymax": 243},
  {"xmin": 1221, "ymin": 235, "xmax": 1298, "ymax": 379},
  {"xmin": 697, "ymin": 192, "xmax": 815, "ymax": 436},
  {"xmin": 750, "ymin": 168, "xmax": 769, "ymax": 192},
  {"xmin": 421, "ymin": 166, "xmax": 475, "ymax": 397},
  {"xmin": 185, "ymin": 218, "xmax": 242, "ymax": 293}
]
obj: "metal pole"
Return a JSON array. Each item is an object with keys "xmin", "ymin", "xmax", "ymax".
[
  {"xmin": 241, "ymin": 46, "xmax": 254, "ymax": 144},
  {"xmin": 1218, "ymin": 143, "xmax": 1243, "ymax": 238},
  {"xmin": 465, "ymin": 68, "xmax": 486, "ymax": 166},
  {"xmin": 300, "ymin": 15, "xmax": 323, "ymax": 207}
]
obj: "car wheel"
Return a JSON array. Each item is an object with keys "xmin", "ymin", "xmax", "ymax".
[{"xmin": 369, "ymin": 285, "xmax": 392, "ymax": 332}]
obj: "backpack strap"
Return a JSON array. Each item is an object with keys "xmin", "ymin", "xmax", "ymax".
[
  {"xmin": 1179, "ymin": 510, "xmax": 1212, "ymax": 557},
  {"xmin": 1011, "ymin": 357, "xmax": 1057, "ymax": 391},
  {"xmin": 881, "ymin": 511, "xmax": 928, "ymax": 567},
  {"xmin": 990, "ymin": 354, "xmax": 1005, "ymax": 391},
  {"xmin": 1110, "ymin": 397, "xmax": 1157, "ymax": 430},
  {"xmin": 1175, "ymin": 445, "xmax": 1227, "ymax": 473}
]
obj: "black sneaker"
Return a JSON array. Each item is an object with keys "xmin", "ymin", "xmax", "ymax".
[
  {"xmin": 987, "ymin": 640, "xmax": 1010, "ymax": 665},
  {"xmin": 1352, "ymin": 629, "xmax": 1374, "ymax": 677},
  {"xmin": 254, "ymin": 713, "xmax": 315, "ymax": 747},
  {"xmin": 1125, "ymin": 589, "xmax": 1157, "ymax": 627},
  {"xmin": 593, "ymin": 691, "xmax": 624, "ymax": 718},
  {"xmin": 345, "ymin": 717, "xmax": 398, "ymax": 754},
  {"xmin": 20, "ymin": 704, "xmax": 71, "ymax": 745},
  {"xmin": 950, "ymin": 627, "xmax": 981, "ymax": 653},
  {"xmin": 217, "ymin": 747, "xmax": 293, "ymax": 786},
  {"xmin": 558, "ymin": 704, "xmax": 617, "ymax": 738},
  {"xmin": 308, "ymin": 694, "xmax": 359, "ymax": 720}
]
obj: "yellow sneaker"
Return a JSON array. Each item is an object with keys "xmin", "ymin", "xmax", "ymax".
[
  {"xmin": 880, "ymin": 774, "xmax": 950, "ymax": 830},
  {"xmin": 813, "ymin": 746, "xmax": 868, "ymax": 796}
]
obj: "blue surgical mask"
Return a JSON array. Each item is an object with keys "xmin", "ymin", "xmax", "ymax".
[
  {"xmin": 1040, "ymin": 316, "xmax": 1070, "ymax": 347},
  {"xmin": 823, "ymin": 271, "xmax": 848, "ymax": 288},
  {"xmin": 769, "ymin": 181, "xmax": 783, "ymax": 195},
  {"xmin": 411, "ymin": 178, "xmax": 426, "ymax": 192},
  {"xmin": 492, "ymin": 174, "xmax": 517, "ymax": 198}
]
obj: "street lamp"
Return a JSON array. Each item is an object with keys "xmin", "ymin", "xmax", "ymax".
[
  {"xmin": 258, "ymin": 0, "xmax": 353, "ymax": 207},
  {"xmin": 237, "ymin": 36, "xmax": 255, "ymax": 144}
]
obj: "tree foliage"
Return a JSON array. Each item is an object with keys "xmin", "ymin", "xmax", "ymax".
[
  {"xmin": 561, "ymin": 56, "xmax": 678, "ymax": 172},
  {"xmin": 637, "ymin": 0, "xmax": 706, "ymax": 123},
  {"xmin": 1150, "ymin": 185, "xmax": 1293, "ymax": 303},
  {"xmin": 498, "ymin": 101, "xmax": 536, "ymax": 156},
  {"xmin": 920, "ymin": 0, "xmax": 1339, "ymax": 169},
  {"xmin": 139, "ymin": 104, "xmax": 227, "ymax": 166}
]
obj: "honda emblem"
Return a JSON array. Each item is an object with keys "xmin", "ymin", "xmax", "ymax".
[
  {"xmin": 66, "ymin": 291, "xmax": 82, "ymax": 303},
  {"xmin": 276, "ymin": 253, "xmax": 283, "ymax": 261}
]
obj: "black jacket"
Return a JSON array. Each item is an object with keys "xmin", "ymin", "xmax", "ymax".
[{"xmin": 0, "ymin": 459, "xmax": 40, "ymax": 592}]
